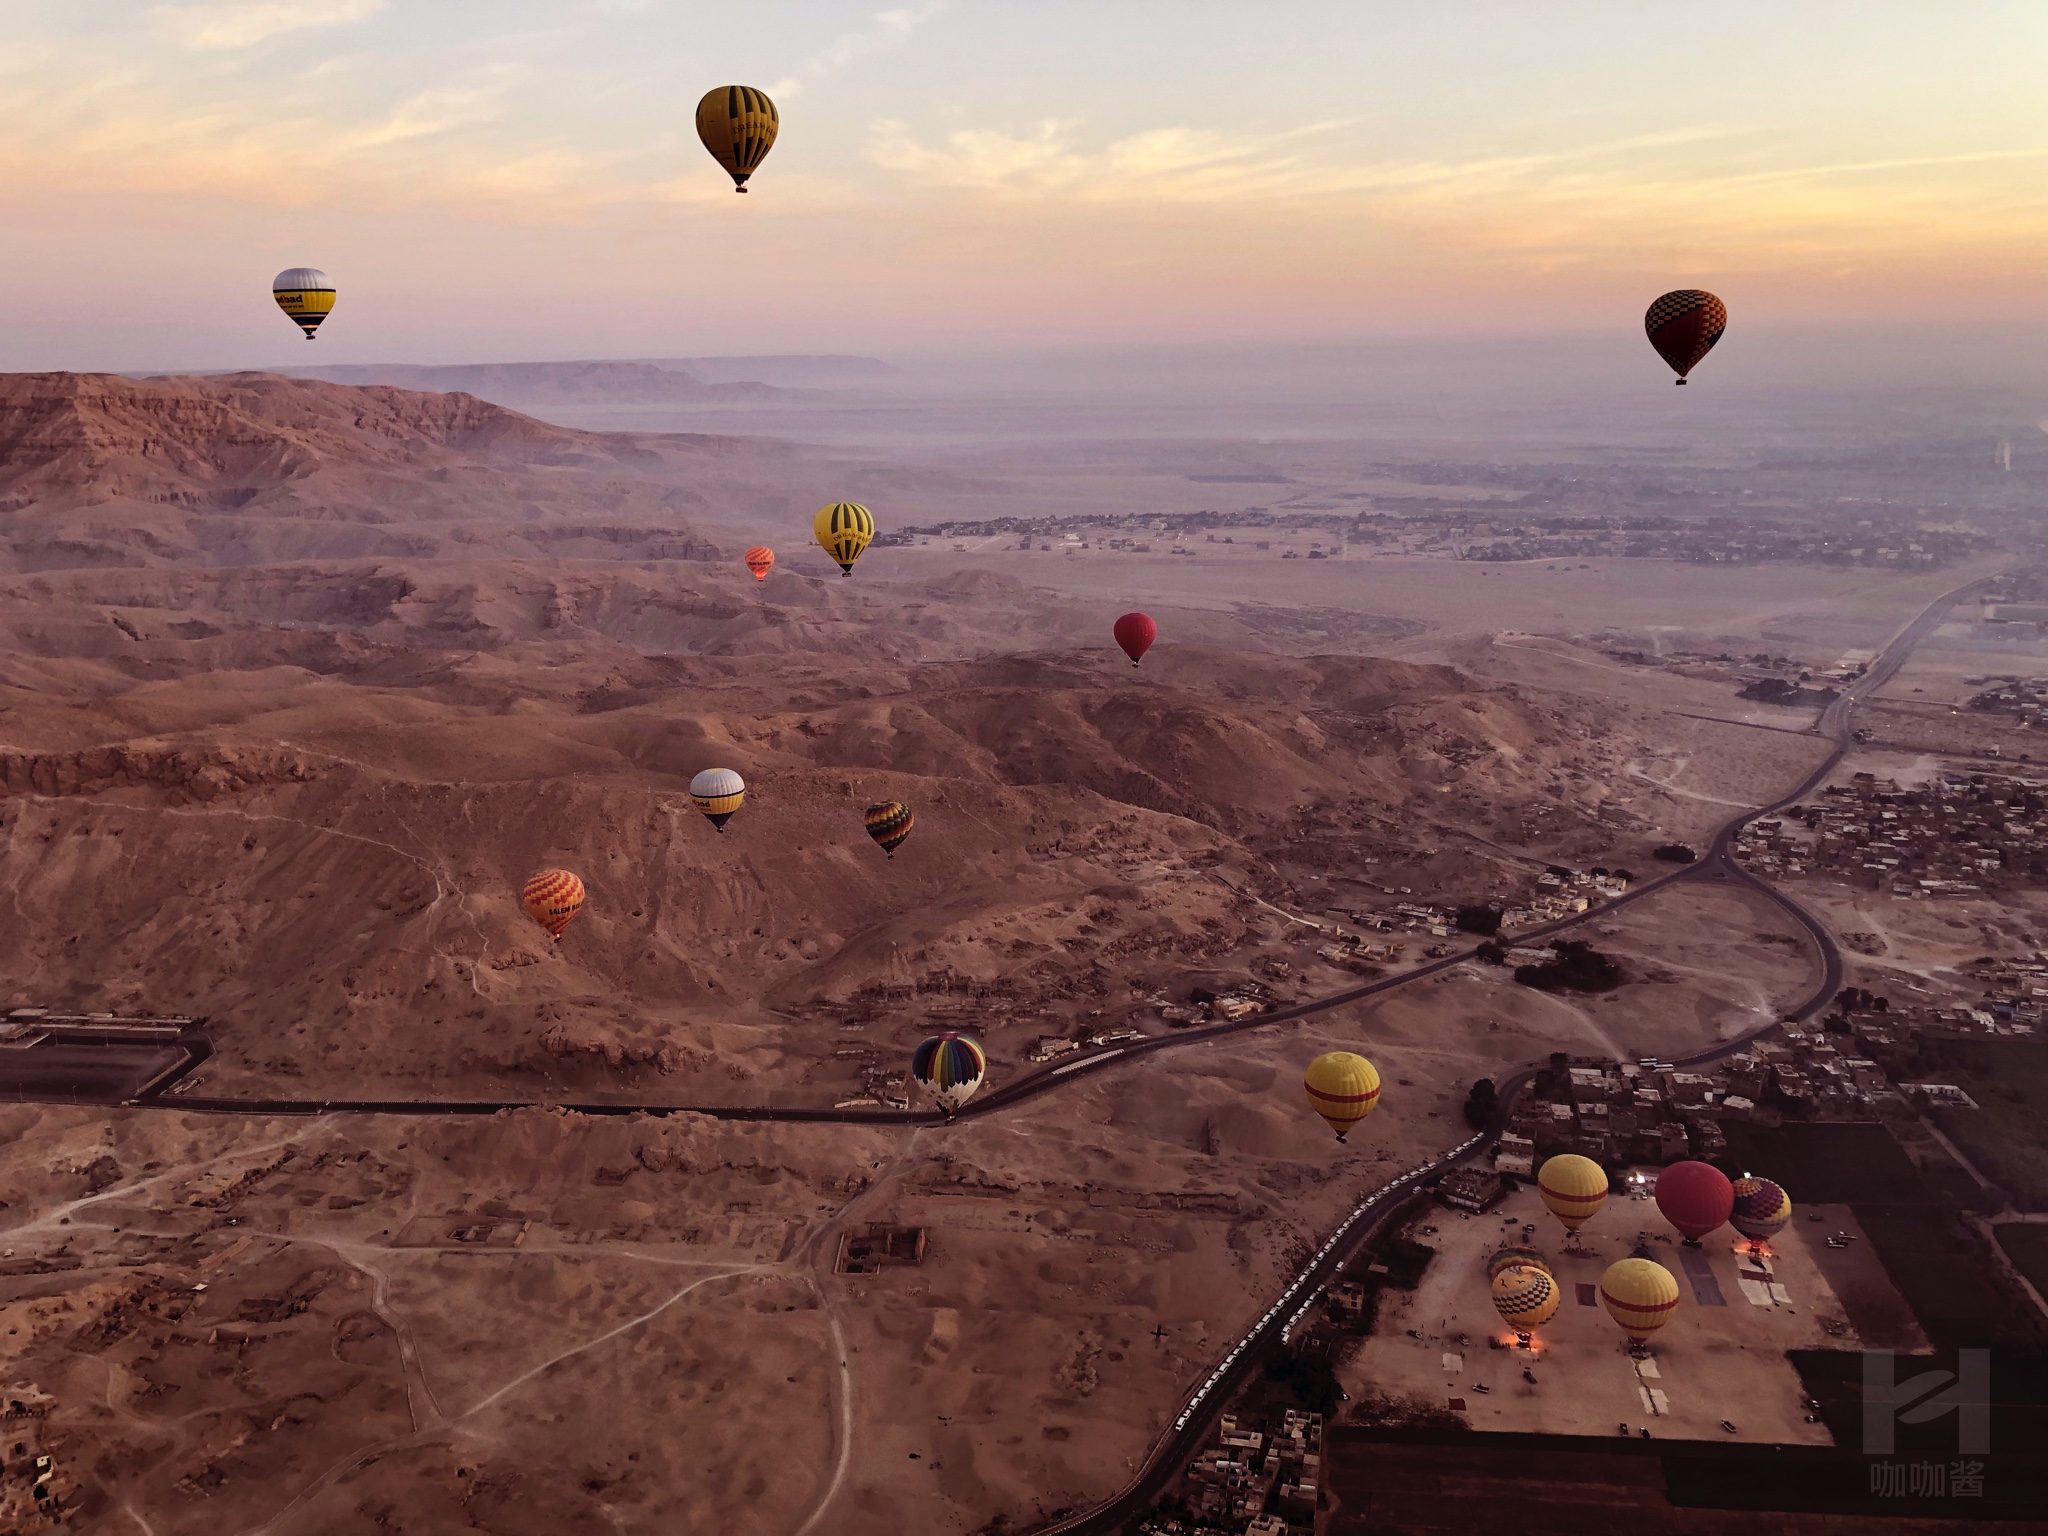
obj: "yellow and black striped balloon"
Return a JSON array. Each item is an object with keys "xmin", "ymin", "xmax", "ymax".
[
  {"xmin": 813, "ymin": 501, "xmax": 875, "ymax": 576},
  {"xmin": 696, "ymin": 86, "xmax": 779, "ymax": 193},
  {"xmin": 864, "ymin": 800, "xmax": 913, "ymax": 857}
]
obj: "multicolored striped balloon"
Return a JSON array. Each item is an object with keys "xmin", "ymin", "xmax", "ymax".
[
  {"xmin": 910, "ymin": 1032, "xmax": 986, "ymax": 1115},
  {"xmin": 863, "ymin": 800, "xmax": 913, "ymax": 857},
  {"xmin": 1730, "ymin": 1175, "xmax": 1793, "ymax": 1241}
]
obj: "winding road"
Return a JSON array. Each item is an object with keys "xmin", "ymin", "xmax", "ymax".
[{"xmin": 18, "ymin": 574, "xmax": 1989, "ymax": 1536}]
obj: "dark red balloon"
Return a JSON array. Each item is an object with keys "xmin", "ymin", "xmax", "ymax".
[
  {"xmin": 1113, "ymin": 611, "xmax": 1157, "ymax": 666},
  {"xmin": 1654, "ymin": 1159, "xmax": 1734, "ymax": 1241}
]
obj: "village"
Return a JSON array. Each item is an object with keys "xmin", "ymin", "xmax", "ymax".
[{"xmin": 1732, "ymin": 769, "xmax": 2048, "ymax": 900}]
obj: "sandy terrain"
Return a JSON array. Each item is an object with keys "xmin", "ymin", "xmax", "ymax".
[
  {"xmin": 0, "ymin": 370, "xmax": 1971, "ymax": 1532},
  {"xmin": 1340, "ymin": 1178, "xmax": 1862, "ymax": 1445}
]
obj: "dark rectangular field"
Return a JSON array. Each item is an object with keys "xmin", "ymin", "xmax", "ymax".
[
  {"xmin": 1324, "ymin": 1426, "xmax": 2048, "ymax": 1531},
  {"xmin": 0, "ymin": 1043, "xmax": 188, "ymax": 1102}
]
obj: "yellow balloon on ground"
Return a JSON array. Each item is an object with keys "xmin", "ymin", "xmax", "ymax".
[
  {"xmin": 1537, "ymin": 1153, "xmax": 1609, "ymax": 1234},
  {"xmin": 1303, "ymin": 1051, "xmax": 1380, "ymax": 1141},
  {"xmin": 695, "ymin": 86, "xmax": 779, "ymax": 192},
  {"xmin": 813, "ymin": 502, "xmax": 874, "ymax": 575},
  {"xmin": 1492, "ymin": 1264, "xmax": 1560, "ymax": 1329},
  {"xmin": 272, "ymin": 268, "xmax": 335, "ymax": 340},
  {"xmin": 1600, "ymin": 1256, "xmax": 1681, "ymax": 1343},
  {"xmin": 1487, "ymin": 1245, "xmax": 1550, "ymax": 1282}
]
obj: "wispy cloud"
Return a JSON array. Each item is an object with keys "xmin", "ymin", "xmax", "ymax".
[
  {"xmin": 151, "ymin": 0, "xmax": 390, "ymax": 52},
  {"xmin": 770, "ymin": 1, "xmax": 945, "ymax": 100}
]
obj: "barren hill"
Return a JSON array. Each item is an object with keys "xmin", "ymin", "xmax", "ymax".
[{"xmin": 274, "ymin": 359, "xmax": 790, "ymax": 408}]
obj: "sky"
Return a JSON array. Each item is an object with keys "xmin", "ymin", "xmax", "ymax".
[{"xmin": 3, "ymin": 1, "xmax": 2048, "ymax": 371}]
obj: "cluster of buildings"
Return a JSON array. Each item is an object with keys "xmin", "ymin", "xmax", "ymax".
[
  {"xmin": 1733, "ymin": 771, "xmax": 2048, "ymax": 895},
  {"xmin": 1458, "ymin": 517, "xmax": 1981, "ymax": 569},
  {"xmin": 1967, "ymin": 675, "xmax": 2048, "ymax": 723},
  {"xmin": 1491, "ymin": 1032, "xmax": 1922, "ymax": 1180},
  {"xmin": 1158, "ymin": 1409, "xmax": 1322, "ymax": 1535}
]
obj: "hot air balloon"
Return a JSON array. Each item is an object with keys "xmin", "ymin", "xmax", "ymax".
[
  {"xmin": 1600, "ymin": 1255, "xmax": 1680, "ymax": 1344},
  {"xmin": 1303, "ymin": 1051, "xmax": 1381, "ymax": 1141},
  {"xmin": 695, "ymin": 86, "xmax": 779, "ymax": 193},
  {"xmin": 1537, "ymin": 1153, "xmax": 1609, "ymax": 1237},
  {"xmin": 1730, "ymin": 1176, "xmax": 1792, "ymax": 1243},
  {"xmin": 1113, "ymin": 612, "xmax": 1157, "ymax": 666},
  {"xmin": 1645, "ymin": 289, "xmax": 1727, "ymax": 385},
  {"xmin": 910, "ymin": 1032, "xmax": 985, "ymax": 1117},
  {"xmin": 744, "ymin": 546, "xmax": 774, "ymax": 582},
  {"xmin": 1654, "ymin": 1160, "xmax": 1735, "ymax": 1245},
  {"xmin": 521, "ymin": 868, "xmax": 586, "ymax": 941},
  {"xmin": 1487, "ymin": 1245, "xmax": 1551, "ymax": 1282},
  {"xmin": 689, "ymin": 769, "xmax": 746, "ymax": 831},
  {"xmin": 813, "ymin": 502, "xmax": 874, "ymax": 576},
  {"xmin": 1492, "ymin": 1264, "xmax": 1561, "ymax": 1330},
  {"xmin": 863, "ymin": 800, "xmax": 914, "ymax": 858},
  {"xmin": 272, "ymin": 268, "xmax": 335, "ymax": 340}
]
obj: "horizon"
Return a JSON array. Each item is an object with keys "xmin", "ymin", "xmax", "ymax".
[{"xmin": 4, "ymin": 2, "xmax": 2047, "ymax": 372}]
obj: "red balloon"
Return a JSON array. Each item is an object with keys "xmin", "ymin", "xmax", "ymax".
[
  {"xmin": 1113, "ymin": 611, "xmax": 1157, "ymax": 666},
  {"xmin": 1654, "ymin": 1160, "xmax": 1734, "ymax": 1241}
]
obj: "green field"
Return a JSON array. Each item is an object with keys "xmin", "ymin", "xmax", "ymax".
[
  {"xmin": 1914, "ymin": 1036, "xmax": 2048, "ymax": 1210},
  {"xmin": 1718, "ymin": 1120, "xmax": 2046, "ymax": 1349},
  {"xmin": 1718, "ymin": 1119, "xmax": 1929, "ymax": 1204},
  {"xmin": 1997, "ymin": 1222, "xmax": 2048, "ymax": 1299}
]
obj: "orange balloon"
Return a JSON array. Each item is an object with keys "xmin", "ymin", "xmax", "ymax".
[
  {"xmin": 744, "ymin": 546, "xmax": 774, "ymax": 581},
  {"xmin": 521, "ymin": 868, "xmax": 586, "ymax": 940}
]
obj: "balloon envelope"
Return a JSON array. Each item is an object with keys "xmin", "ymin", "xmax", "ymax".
[
  {"xmin": 1492, "ymin": 1264, "xmax": 1561, "ymax": 1329},
  {"xmin": 813, "ymin": 502, "xmax": 874, "ymax": 575},
  {"xmin": 911, "ymin": 1032, "xmax": 985, "ymax": 1114},
  {"xmin": 695, "ymin": 85, "xmax": 778, "ymax": 191},
  {"xmin": 864, "ymin": 800, "xmax": 914, "ymax": 856},
  {"xmin": 1303, "ymin": 1051, "xmax": 1381, "ymax": 1141},
  {"xmin": 1537, "ymin": 1153, "xmax": 1609, "ymax": 1233},
  {"xmin": 1645, "ymin": 289, "xmax": 1727, "ymax": 383},
  {"xmin": 1730, "ymin": 1176, "xmax": 1793, "ymax": 1241},
  {"xmin": 744, "ymin": 546, "xmax": 774, "ymax": 581},
  {"xmin": 1654, "ymin": 1160, "xmax": 1735, "ymax": 1241},
  {"xmin": 1113, "ymin": 612, "xmax": 1157, "ymax": 665},
  {"xmin": 690, "ymin": 768, "xmax": 746, "ymax": 830},
  {"xmin": 1600, "ymin": 1256, "xmax": 1680, "ymax": 1341},
  {"xmin": 1487, "ymin": 1245, "xmax": 1551, "ymax": 1282},
  {"xmin": 272, "ymin": 268, "xmax": 335, "ymax": 340},
  {"xmin": 521, "ymin": 868, "xmax": 586, "ymax": 940}
]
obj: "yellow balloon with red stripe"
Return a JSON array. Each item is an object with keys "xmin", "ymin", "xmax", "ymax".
[
  {"xmin": 1537, "ymin": 1152, "xmax": 1609, "ymax": 1234},
  {"xmin": 1600, "ymin": 1256, "xmax": 1680, "ymax": 1343},
  {"xmin": 1303, "ymin": 1051, "xmax": 1380, "ymax": 1141},
  {"xmin": 521, "ymin": 868, "xmax": 586, "ymax": 941}
]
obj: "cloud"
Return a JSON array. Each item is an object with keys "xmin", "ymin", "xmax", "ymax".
[
  {"xmin": 770, "ymin": 1, "xmax": 945, "ymax": 100},
  {"xmin": 151, "ymin": 0, "xmax": 389, "ymax": 52}
]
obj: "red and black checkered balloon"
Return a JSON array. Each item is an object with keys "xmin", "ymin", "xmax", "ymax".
[{"xmin": 1644, "ymin": 289, "xmax": 1727, "ymax": 383}]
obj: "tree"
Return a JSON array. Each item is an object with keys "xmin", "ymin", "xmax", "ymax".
[{"xmin": 1463, "ymin": 1078, "xmax": 1498, "ymax": 1129}]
